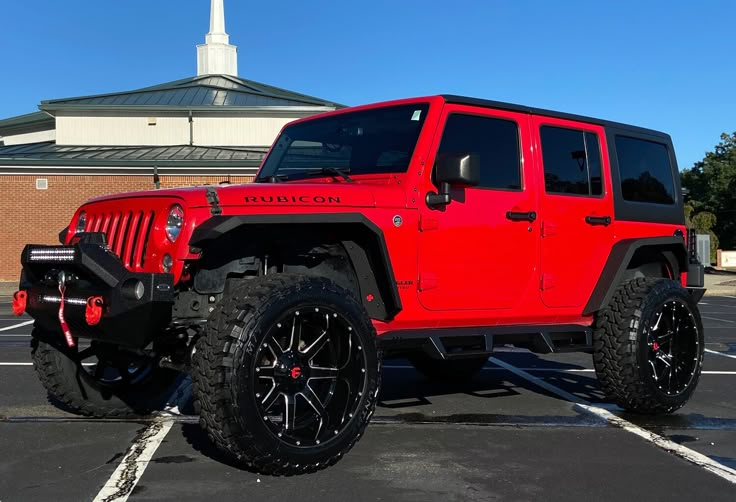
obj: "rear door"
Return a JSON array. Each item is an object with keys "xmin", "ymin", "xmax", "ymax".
[
  {"xmin": 417, "ymin": 104, "xmax": 539, "ymax": 311},
  {"xmin": 532, "ymin": 116, "xmax": 614, "ymax": 308}
]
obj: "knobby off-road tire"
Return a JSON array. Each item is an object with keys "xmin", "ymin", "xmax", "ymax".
[
  {"xmin": 31, "ymin": 332, "xmax": 180, "ymax": 418},
  {"xmin": 192, "ymin": 274, "xmax": 382, "ymax": 475},
  {"xmin": 407, "ymin": 353, "xmax": 488, "ymax": 383},
  {"xmin": 593, "ymin": 278, "xmax": 704, "ymax": 414}
]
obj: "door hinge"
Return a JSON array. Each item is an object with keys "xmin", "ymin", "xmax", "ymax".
[
  {"xmin": 419, "ymin": 215, "xmax": 439, "ymax": 232},
  {"xmin": 541, "ymin": 274, "xmax": 556, "ymax": 291},
  {"xmin": 418, "ymin": 273, "xmax": 438, "ymax": 291},
  {"xmin": 541, "ymin": 221, "xmax": 557, "ymax": 238}
]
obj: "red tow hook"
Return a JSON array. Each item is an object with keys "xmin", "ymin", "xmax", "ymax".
[
  {"xmin": 85, "ymin": 296, "xmax": 104, "ymax": 326},
  {"xmin": 12, "ymin": 290, "xmax": 27, "ymax": 316}
]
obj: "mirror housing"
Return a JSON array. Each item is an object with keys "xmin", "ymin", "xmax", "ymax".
[{"xmin": 426, "ymin": 153, "xmax": 480, "ymax": 208}]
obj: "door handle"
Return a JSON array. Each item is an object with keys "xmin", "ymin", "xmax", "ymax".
[
  {"xmin": 506, "ymin": 211, "xmax": 537, "ymax": 222},
  {"xmin": 585, "ymin": 215, "xmax": 612, "ymax": 226}
]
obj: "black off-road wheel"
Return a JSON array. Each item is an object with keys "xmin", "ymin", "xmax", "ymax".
[
  {"xmin": 192, "ymin": 274, "xmax": 381, "ymax": 475},
  {"xmin": 407, "ymin": 353, "xmax": 488, "ymax": 383},
  {"xmin": 31, "ymin": 332, "xmax": 181, "ymax": 418},
  {"xmin": 593, "ymin": 278, "xmax": 704, "ymax": 414}
]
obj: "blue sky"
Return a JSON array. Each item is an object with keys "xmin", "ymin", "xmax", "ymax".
[{"xmin": 2, "ymin": 0, "xmax": 734, "ymax": 169}]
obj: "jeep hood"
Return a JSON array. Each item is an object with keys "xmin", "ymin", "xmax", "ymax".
[{"xmin": 84, "ymin": 181, "xmax": 407, "ymax": 209}]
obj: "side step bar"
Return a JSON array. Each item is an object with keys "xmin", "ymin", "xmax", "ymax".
[{"xmin": 380, "ymin": 325, "xmax": 594, "ymax": 359}]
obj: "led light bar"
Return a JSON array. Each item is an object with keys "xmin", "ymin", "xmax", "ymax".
[
  {"xmin": 28, "ymin": 248, "xmax": 76, "ymax": 263},
  {"xmin": 40, "ymin": 295, "xmax": 87, "ymax": 306}
]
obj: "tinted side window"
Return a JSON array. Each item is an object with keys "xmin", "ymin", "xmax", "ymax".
[
  {"xmin": 615, "ymin": 136, "xmax": 675, "ymax": 204},
  {"xmin": 541, "ymin": 126, "xmax": 602, "ymax": 196},
  {"xmin": 437, "ymin": 114, "xmax": 521, "ymax": 190}
]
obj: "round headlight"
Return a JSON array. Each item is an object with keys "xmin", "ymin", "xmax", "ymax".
[
  {"xmin": 165, "ymin": 205, "xmax": 185, "ymax": 242},
  {"xmin": 75, "ymin": 211, "xmax": 87, "ymax": 234}
]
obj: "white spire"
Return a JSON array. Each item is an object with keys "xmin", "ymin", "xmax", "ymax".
[{"xmin": 197, "ymin": 0, "xmax": 238, "ymax": 76}]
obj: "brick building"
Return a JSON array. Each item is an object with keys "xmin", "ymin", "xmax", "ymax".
[{"xmin": 0, "ymin": 0, "xmax": 340, "ymax": 281}]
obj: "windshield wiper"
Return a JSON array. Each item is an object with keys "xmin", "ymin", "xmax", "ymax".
[
  {"xmin": 256, "ymin": 174, "xmax": 289, "ymax": 183},
  {"xmin": 305, "ymin": 167, "xmax": 354, "ymax": 183}
]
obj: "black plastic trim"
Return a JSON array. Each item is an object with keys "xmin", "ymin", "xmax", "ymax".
[
  {"xmin": 583, "ymin": 237, "xmax": 688, "ymax": 315},
  {"xmin": 378, "ymin": 324, "xmax": 593, "ymax": 355},
  {"xmin": 189, "ymin": 213, "xmax": 402, "ymax": 320}
]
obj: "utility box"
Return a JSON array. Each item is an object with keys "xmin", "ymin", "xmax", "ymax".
[{"xmin": 696, "ymin": 234, "xmax": 711, "ymax": 266}]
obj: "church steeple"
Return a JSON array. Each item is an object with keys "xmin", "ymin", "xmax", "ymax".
[{"xmin": 197, "ymin": 0, "xmax": 238, "ymax": 76}]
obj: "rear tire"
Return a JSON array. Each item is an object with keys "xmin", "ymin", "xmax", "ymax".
[
  {"xmin": 192, "ymin": 274, "xmax": 381, "ymax": 475},
  {"xmin": 31, "ymin": 332, "xmax": 181, "ymax": 418},
  {"xmin": 593, "ymin": 278, "xmax": 704, "ymax": 414},
  {"xmin": 408, "ymin": 353, "xmax": 488, "ymax": 383}
]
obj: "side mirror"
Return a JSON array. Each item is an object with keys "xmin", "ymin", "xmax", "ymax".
[{"xmin": 426, "ymin": 153, "xmax": 480, "ymax": 208}]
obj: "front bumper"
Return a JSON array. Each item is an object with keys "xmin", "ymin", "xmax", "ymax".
[{"xmin": 19, "ymin": 241, "xmax": 174, "ymax": 348}]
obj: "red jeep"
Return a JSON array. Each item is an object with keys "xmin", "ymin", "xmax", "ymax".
[{"xmin": 15, "ymin": 95, "xmax": 706, "ymax": 474}]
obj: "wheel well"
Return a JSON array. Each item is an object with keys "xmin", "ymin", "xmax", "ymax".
[
  {"xmin": 583, "ymin": 237, "xmax": 688, "ymax": 316},
  {"xmin": 623, "ymin": 247, "xmax": 680, "ymax": 281},
  {"xmin": 188, "ymin": 222, "xmax": 400, "ymax": 320}
]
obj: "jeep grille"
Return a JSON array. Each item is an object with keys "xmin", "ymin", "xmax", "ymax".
[{"xmin": 85, "ymin": 210, "xmax": 155, "ymax": 270}]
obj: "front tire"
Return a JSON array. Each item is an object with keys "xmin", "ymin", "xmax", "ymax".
[
  {"xmin": 192, "ymin": 274, "xmax": 381, "ymax": 475},
  {"xmin": 593, "ymin": 278, "xmax": 704, "ymax": 414},
  {"xmin": 31, "ymin": 332, "xmax": 181, "ymax": 418}
]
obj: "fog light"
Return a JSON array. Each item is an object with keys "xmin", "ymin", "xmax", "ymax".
[
  {"xmin": 121, "ymin": 279, "xmax": 145, "ymax": 301},
  {"xmin": 161, "ymin": 254, "xmax": 174, "ymax": 273}
]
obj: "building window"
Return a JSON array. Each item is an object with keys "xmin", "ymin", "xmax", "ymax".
[
  {"xmin": 615, "ymin": 136, "xmax": 675, "ymax": 205},
  {"xmin": 541, "ymin": 126, "xmax": 603, "ymax": 197},
  {"xmin": 437, "ymin": 114, "xmax": 521, "ymax": 190}
]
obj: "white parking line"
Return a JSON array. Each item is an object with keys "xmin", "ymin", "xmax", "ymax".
[
  {"xmin": 0, "ymin": 320, "xmax": 33, "ymax": 332},
  {"xmin": 93, "ymin": 418, "xmax": 174, "ymax": 502},
  {"xmin": 705, "ymin": 348, "xmax": 736, "ymax": 360},
  {"xmin": 702, "ymin": 316, "xmax": 736, "ymax": 324},
  {"xmin": 488, "ymin": 356, "xmax": 736, "ymax": 485}
]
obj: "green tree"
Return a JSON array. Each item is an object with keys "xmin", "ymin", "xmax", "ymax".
[{"xmin": 681, "ymin": 132, "xmax": 736, "ymax": 260}]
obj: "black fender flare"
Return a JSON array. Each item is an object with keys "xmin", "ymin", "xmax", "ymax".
[
  {"xmin": 189, "ymin": 213, "xmax": 402, "ymax": 320},
  {"xmin": 583, "ymin": 236, "xmax": 688, "ymax": 316}
]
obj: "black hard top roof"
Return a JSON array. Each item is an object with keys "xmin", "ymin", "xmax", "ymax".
[{"xmin": 441, "ymin": 95, "xmax": 671, "ymax": 141}]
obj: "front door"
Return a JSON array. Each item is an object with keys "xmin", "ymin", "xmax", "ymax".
[
  {"xmin": 532, "ymin": 116, "xmax": 615, "ymax": 308},
  {"xmin": 417, "ymin": 105, "xmax": 539, "ymax": 311}
]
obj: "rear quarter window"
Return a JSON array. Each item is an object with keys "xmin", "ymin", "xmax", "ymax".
[{"xmin": 615, "ymin": 136, "xmax": 675, "ymax": 205}]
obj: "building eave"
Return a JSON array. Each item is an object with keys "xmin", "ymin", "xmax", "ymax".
[
  {"xmin": 0, "ymin": 111, "xmax": 55, "ymax": 136},
  {"xmin": 40, "ymin": 104, "xmax": 338, "ymax": 115}
]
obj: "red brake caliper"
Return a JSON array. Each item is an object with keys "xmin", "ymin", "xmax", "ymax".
[{"xmin": 58, "ymin": 282, "xmax": 76, "ymax": 348}]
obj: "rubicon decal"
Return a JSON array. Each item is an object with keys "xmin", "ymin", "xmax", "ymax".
[{"xmin": 244, "ymin": 195, "xmax": 342, "ymax": 204}]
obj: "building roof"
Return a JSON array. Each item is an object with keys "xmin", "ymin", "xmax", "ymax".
[
  {"xmin": 0, "ymin": 141, "xmax": 267, "ymax": 175},
  {"xmin": 39, "ymin": 74, "xmax": 344, "ymax": 113},
  {"xmin": 0, "ymin": 111, "xmax": 55, "ymax": 137}
]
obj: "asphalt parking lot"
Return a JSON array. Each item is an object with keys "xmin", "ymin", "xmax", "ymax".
[{"xmin": 1, "ymin": 296, "xmax": 735, "ymax": 501}]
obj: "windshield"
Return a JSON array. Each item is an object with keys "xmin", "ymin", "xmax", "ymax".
[{"xmin": 256, "ymin": 103, "xmax": 430, "ymax": 181}]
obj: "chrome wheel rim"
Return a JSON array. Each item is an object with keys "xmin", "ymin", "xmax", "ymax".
[
  {"xmin": 645, "ymin": 299, "xmax": 700, "ymax": 395},
  {"xmin": 252, "ymin": 307, "xmax": 368, "ymax": 447}
]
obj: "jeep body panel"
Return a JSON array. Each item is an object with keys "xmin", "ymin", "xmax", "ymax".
[{"xmin": 29, "ymin": 93, "xmax": 696, "ymax": 347}]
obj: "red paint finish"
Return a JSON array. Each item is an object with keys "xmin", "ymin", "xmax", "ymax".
[
  {"xmin": 59, "ymin": 95, "xmax": 687, "ymax": 336},
  {"xmin": 532, "ymin": 116, "xmax": 615, "ymax": 309},
  {"xmin": 416, "ymin": 104, "xmax": 539, "ymax": 311}
]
